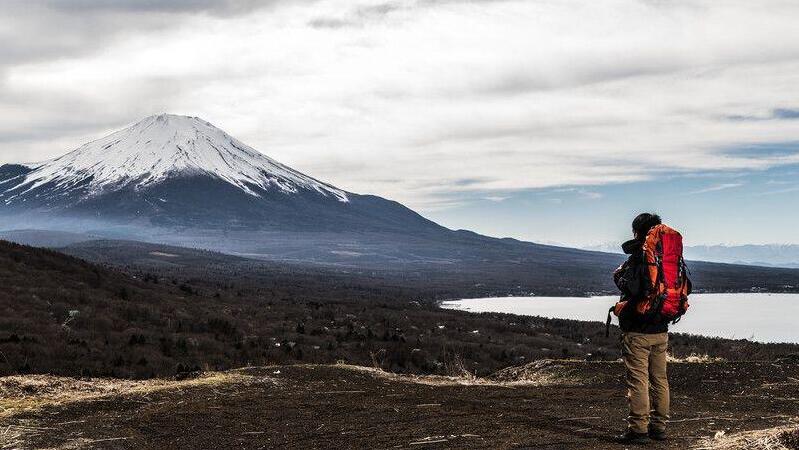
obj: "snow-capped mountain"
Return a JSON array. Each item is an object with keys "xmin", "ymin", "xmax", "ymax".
[
  {"xmin": 0, "ymin": 114, "xmax": 437, "ymax": 233},
  {"xmin": 2, "ymin": 114, "xmax": 347, "ymax": 206}
]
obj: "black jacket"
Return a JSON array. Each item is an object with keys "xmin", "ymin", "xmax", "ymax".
[{"xmin": 613, "ymin": 239, "xmax": 668, "ymax": 334}]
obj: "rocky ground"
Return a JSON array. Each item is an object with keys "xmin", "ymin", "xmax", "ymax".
[{"xmin": 1, "ymin": 359, "xmax": 798, "ymax": 449}]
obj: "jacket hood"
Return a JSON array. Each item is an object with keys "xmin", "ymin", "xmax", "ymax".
[{"xmin": 621, "ymin": 239, "xmax": 642, "ymax": 255}]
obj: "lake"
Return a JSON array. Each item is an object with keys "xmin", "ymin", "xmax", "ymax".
[{"xmin": 441, "ymin": 293, "xmax": 799, "ymax": 344}]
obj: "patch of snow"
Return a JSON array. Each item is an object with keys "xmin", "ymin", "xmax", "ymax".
[
  {"xmin": 149, "ymin": 251, "xmax": 179, "ymax": 258},
  {"xmin": 5, "ymin": 114, "xmax": 348, "ymax": 203}
]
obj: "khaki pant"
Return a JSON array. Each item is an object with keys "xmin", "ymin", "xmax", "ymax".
[{"xmin": 621, "ymin": 332, "xmax": 670, "ymax": 433}]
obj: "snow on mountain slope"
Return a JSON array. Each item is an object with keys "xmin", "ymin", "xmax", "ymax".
[{"xmin": 3, "ymin": 114, "xmax": 348, "ymax": 204}]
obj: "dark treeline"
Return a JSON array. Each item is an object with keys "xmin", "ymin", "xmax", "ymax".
[{"xmin": 1, "ymin": 240, "xmax": 797, "ymax": 379}]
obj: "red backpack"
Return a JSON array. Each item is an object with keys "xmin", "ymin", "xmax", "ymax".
[{"xmin": 606, "ymin": 224, "xmax": 691, "ymax": 335}]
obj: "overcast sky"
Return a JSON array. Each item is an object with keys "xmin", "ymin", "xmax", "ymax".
[{"xmin": 2, "ymin": 0, "xmax": 799, "ymax": 246}]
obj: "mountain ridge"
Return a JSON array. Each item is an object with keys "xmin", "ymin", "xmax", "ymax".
[{"xmin": 584, "ymin": 242, "xmax": 799, "ymax": 269}]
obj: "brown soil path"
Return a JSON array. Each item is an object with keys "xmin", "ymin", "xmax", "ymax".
[{"xmin": 2, "ymin": 361, "xmax": 798, "ymax": 449}]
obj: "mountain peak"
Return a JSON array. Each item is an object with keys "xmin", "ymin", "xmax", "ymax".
[
  {"xmin": 148, "ymin": 112, "xmax": 195, "ymax": 120},
  {"xmin": 136, "ymin": 113, "xmax": 210, "ymax": 130},
  {"xmin": 3, "ymin": 114, "xmax": 348, "ymax": 204}
]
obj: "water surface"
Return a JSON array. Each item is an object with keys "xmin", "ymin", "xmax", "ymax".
[{"xmin": 441, "ymin": 293, "xmax": 799, "ymax": 344}]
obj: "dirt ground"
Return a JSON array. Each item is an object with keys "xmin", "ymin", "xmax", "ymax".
[{"xmin": 1, "ymin": 360, "xmax": 798, "ymax": 449}]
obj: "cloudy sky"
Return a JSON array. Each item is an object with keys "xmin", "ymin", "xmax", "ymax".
[{"xmin": 2, "ymin": 0, "xmax": 799, "ymax": 246}]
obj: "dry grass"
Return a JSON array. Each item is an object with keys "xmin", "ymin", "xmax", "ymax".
[
  {"xmin": 340, "ymin": 359, "xmax": 601, "ymax": 387},
  {"xmin": 0, "ymin": 369, "xmax": 277, "ymax": 449},
  {"xmin": 490, "ymin": 359, "xmax": 613, "ymax": 385},
  {"xmin": 335, "ymin": 364, "xmax": 496, "ymax": 387},
  {"xmin": 694, "ymin": 424, "xmax": 799, "ymax": 450},
  {"xmin": 668, "ymin": 353, "xmax": 726, "ymax": 363},
  {"xmin": 0, "ymin": 370, "xmax": 274, "ymax": 419}
]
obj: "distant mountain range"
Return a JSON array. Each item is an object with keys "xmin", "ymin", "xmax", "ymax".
[
  {"xmin": 2, "ymin": 113, "xmax": 798, "ymax": 294},
  {"xmin": 585, "ymin": 243, "xmax": 799, "ymax": 269}
]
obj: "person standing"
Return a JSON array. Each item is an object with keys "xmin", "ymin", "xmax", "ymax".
[{"xmin": 611, "ymin": 213, "xmax": 691, "ymax": 444}]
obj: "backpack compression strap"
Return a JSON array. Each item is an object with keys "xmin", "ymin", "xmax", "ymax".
[{"xmin": 605, "ymin": 306, "xmax": 614, "ymax": 337}]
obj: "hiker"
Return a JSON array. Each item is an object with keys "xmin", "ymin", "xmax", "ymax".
[{"xmin": 609, "ymin": 213, "xmax": 691, "ymax": 444}]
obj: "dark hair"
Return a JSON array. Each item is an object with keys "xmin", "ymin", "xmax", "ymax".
[{"xmin": 632, "ymin": 213, "xmax": 662, "ymax": 238}]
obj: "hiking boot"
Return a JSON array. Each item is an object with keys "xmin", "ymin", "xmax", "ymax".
[
  {"xmin": 648, "ymin": 428, "xmax": 667, "ymax": 441},
  {"xmin": 616, "ymin": 430, "xmax": 650, "ymax": 445}
]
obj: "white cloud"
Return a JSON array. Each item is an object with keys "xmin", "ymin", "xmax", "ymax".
[
  {"xmin": 2, "ymin": 0, "xmax": 799, "ymax": 210},
  {"xmin": 689, "ymin": 182, "xmax": 744, "ymax": 194},
  {"xmin": 756, "ymin": 185, "xmax": 799, "ymax": 196}
]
